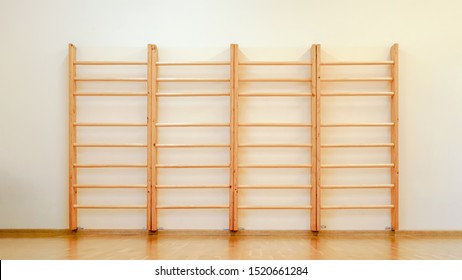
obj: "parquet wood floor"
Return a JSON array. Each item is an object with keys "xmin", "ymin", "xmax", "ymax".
[{"xmin": 1, "ymin": 230, "xmax": 461, "ymax": 260}]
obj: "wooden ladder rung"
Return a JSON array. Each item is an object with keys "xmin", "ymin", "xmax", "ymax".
[
  {"xmin": 321, "ymin": 184, "xmax": 394, "ymax": 189},
  {"xmin": 74, "ymin": 205, "xmax": 147, "ymax": 209},
  {"xmin": 320, "ymin": 164, "xmax": 394, "ymax": 169},
  {"xmin": 239, "ymin": 185, "xmax": 311, "ymax": 189},
  {"xmin": 157, "ymin": 78, "xmax": 230, "ymax": 82},
  {"xmin": 156, "ymin": 185, "xmax": 230, "ymax": 189},
  {"xmin": 321, "ymin": 123, "xmax": 394, "ymax": 127},
  {"xmin": 321, "ymin": 92, "xmax": 394, "ymax": 97},
  {"xmin": 321, "ymin": 61, "xmax": 394, "ymax": 66},
  {"xmin": 156, "ymin": 205, "xmax": 229, "ymax": 209},
  {"xmin": 156, "ymin": 93, "xmax": 229, "ymax": 97},
  {"xmin": 73, "ymin": 164, "xmax": 148, "ymax": 168},
  {"xmin": 321, "ymin": 143, "xmax": 394, "ymax": 148},
  {"xmin": 240, "ymin": 78, "xmax": 311, "ymax": 82},
  {"xmin": 156, "ymin": 144, "xmax": 229, "ymax": 148},
  {"xmin": 74, "ymin": 143, "xmax": 147, "ymax": 148},
  {"xmin": 155, "ymin": 164, "xmax": 230, "ymax": 168},
  {"xmin": 239, "ymin": 144, "xmax": 311, "ymax": 148},
  {"xmin": 74, "ymin": 123, "xmax": 147, "ymax": 127},
  {"xmin": 239, "ymin": 123, "xmax": 312, "ymax": 127},
  {"xmin": 239, "ymin": 61, "xmax": 311, "ymax": 66},
  {"xmin": 73, "ymin": 185, "xmax": 147, "ymax": 189},
  {"xmin": 321, "ymin": 205, "xmax": 394, "ymax": 210},
  {"xmin": 238, "ymin": 164, "xmax": 312, "ymax": 168},
  {"xmin": 156, "ymin": 61, "xmax": 230, "ymax": 66},
  {"xmin": 74, "ymin": 78, "xmax": 147, "ymax": 82},
  {"xmin": 74, "ymin": 93, "xmax": 148, "ymax": 96},
  {"xmin": 238, "ymin": 205, "xmax": 312, "ymax": 210},
  {"xmin": 321, "ymin": 77, "xmax": 392, "ymax": 82},
  {"xmin": 239, "ymin": 92, "xmax": 312, "ymax": 97},
  {"xmin": 156, "ymin": 123, "xmax": 230, "ymax": 127},
  {"xmin": 74, "ymin": 61, "xmax": 147, "ymax": 65}
]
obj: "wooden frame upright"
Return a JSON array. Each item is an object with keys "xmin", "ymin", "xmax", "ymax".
[
  {"xmin": 68, "ymin": 44, "xmax": 77, "ymax": 230},
  {"xmin": 230, "ymin": 44, "xmax": 239, "ymax": 231},
  {"xmin": 148, "ymin": 44, "xmax": 158, "ymax": 231},
  {"xmin": 390, "ymin": 44, "xmax": 399, "ymax": 230}
]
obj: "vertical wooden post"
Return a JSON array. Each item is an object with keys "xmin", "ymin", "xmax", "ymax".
[
  {"xmin": 231, "ymin": 44, "xmax": 239, "ymax": 231},
  {"xmin": 310, "ymin": 44, "xmax": 318, "ymax": 232},
  {"xmin": 68, "ymin": 44, "xmax": 77, "ymax": 230},
  {"xmin": 390, "ymin": 43, "xmax": 399, "ymax": 230},
  {"xmin": 229, "ymin": 44, "xmax": 235, "ymax": 230},
  {"xmin": 149, "ymin": 44, "xmax": 159, "ymax": 231},
  {"xmin": 147, "ymin": 45, "xmax": 153, "ymax": 231},
  {"xmin": 315, "ymin": 44, "xmax": 322, "ymax": 232}
]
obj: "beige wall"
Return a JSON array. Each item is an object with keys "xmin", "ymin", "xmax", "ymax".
[{"xmin": 1, "ymin": 0, "xmax": 461, "ymax": 230}]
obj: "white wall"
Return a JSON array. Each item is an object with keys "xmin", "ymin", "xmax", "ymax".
[{"xmin": 1, "ymin": 0, "xmax": 462, "ymax": 230}]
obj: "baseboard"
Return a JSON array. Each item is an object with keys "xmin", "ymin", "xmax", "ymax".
[
  {"xmin": 396, "ymin": 230, "xmax": 462, "ymax": 237},
  {"xmin": 0, "ymin": 229, "xmax": 72, "ymax": 237},
  {"xmin": 1, "ymin": 229, "xmax": 462, "ymax": 237},
  {"xmin": 154, "ymin": 229, "xmax": 315, "ymax": 236}
]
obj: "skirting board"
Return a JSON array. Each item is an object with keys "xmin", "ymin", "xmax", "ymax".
[{"xmin": 2, "ymin": 229, "xmax": 462, "ymax": 237}]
